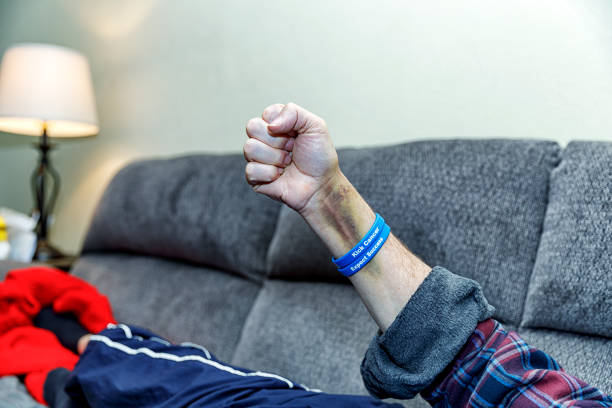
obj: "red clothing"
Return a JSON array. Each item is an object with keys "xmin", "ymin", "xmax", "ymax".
[{"xmin": 0, "ymin": 266, "xmax": 115, "ymax": 404}]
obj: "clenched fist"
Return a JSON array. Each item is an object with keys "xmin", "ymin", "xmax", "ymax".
[{"xmin": 244, "ymin": 103, "xmax": 340, "ymax": 214}]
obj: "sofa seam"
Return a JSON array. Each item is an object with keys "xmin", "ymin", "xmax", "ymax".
[
  {"xmin": 227, "ymin": 280, "xmax": 267, "ymax": 365},
  {"xmin": 263, "ymin": 204, "xmax": 285, "ymax": 279},
  {"xmin": 517, "ymin": 142, "xmax": 563, "ymax": 330}
]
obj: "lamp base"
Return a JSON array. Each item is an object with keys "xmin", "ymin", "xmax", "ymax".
[{"xmin": 34, "ymin": 239, "xmax": 65, "ymax": 262}]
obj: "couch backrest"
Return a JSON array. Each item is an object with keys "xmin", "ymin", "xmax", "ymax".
[
  {"xmin": 267, "ymin": 140, "xmax": 560, "ymax": 325},
  {"xmin": 82, "ymin": 153, "xmax": 281, "ymax": 282},
  {"xmin": 522, "ymin": 142, "xmax": 612, "ymax": 337},
  {"xmin": 84, "ymin": 140, "xmax": 561, "ymax": 326}
]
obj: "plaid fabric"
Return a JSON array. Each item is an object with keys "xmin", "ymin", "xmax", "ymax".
[{"xmin": 423, "ymin": 319, "xmax": 612, "ymax": 407}]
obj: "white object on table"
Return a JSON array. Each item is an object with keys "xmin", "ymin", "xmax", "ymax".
[{"xmin": 0, "ymin": 207, "xmax": 37, "ymax": 262}]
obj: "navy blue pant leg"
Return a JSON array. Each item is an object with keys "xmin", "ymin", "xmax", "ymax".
[{"xmin": 64, "ymin": 324, "xmax": 401, "ymax": 408}]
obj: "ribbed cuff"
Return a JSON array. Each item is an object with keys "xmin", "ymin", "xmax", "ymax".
[{"xmin": 360, "ymin": 266, "xmax": 494, "ymax": 400}]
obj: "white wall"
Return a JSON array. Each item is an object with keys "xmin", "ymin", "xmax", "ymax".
[{"xmin": 0, "ymin": 0, "xmax": 611, "ymax": 253}]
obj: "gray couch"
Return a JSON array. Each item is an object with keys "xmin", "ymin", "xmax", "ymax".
[{"xmin": 1, "ymin": 139, "xmax": 610, "ymax": 407}]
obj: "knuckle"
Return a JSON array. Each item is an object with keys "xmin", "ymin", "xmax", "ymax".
[
  {"xmin": 263, "ymin": 104, "xmax": 283, "ymax": 122},
  {"xmin": 272, "ymin": 103, "xmax": 285, "ymax": 111},
  {"xmin": 244, "ymin": 162, "xmax": 256, "ymax": 182},
  {"xmin": 243, "ymin": 138, "xmax": 258, "ymax": 156},
  {"xmin": 245, "ymin": 118, "xmax": 259, "ymax": 134}
]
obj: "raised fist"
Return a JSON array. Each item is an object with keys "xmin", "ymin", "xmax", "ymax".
[{"xmin": 244, "ymin": 103, "xmax": 340, "ymax": 214}]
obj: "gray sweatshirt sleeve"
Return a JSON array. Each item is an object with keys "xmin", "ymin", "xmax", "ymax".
[{"xmin": 360, "ymin": 266, "xmax": 495, "ymax": 400}]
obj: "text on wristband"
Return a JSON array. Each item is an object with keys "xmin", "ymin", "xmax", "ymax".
[
  {"xmin": 350, "ymin": 234, "xmax": 386, "ymax": 272},
  {"xmin": 351, "ymin": 225, "xmax": 380, "ymax": 257}
]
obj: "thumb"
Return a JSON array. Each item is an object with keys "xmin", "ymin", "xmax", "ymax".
[{"xmin": 267, "ymin": 102, "xmax": 320, "ymax": 135}]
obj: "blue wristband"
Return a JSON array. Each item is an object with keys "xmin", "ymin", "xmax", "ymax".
[
  {"xmin": 332, "ymin": 213, "xmax": 385, "ymax": 269},
  {"xmin": 338, "ymin": 223, "xmax": 390, "ymax": 277}
]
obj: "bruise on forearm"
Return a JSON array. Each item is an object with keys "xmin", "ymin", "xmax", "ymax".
[
  {"xmin": 301, "ymin": 171, "xmax": 376, "ymax": 258},
  {"xmin": 301, "ymin": 170, "xmax": 431, "ymax": 331}
]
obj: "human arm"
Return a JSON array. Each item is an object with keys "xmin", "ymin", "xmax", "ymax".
[
  {"xmin": 244, "ymin": 102, "xmax": 430, "ymax": 331},
  {"xmin": 243, "ymin": 103, "xmax": 612, "ymax": 405}
]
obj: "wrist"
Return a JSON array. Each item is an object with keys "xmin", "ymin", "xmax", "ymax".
[
  {"xmin": 299, "ymin": 170, "xmax": 376, "ymax": 258},
  {"xmin": 298, "ymin": 169, "xmax": 349, "ymax": 220}
]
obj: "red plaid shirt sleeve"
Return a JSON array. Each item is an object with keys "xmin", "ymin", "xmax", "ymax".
[{"xmin": 422, "ymin": 319, "xmax": 612, "ymax": 407}]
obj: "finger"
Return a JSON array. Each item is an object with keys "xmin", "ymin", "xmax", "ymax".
[
  {"xmin": 243, "ymin": 137, "xmax": 292, "ymax": 167},
  {"xmin": 262, "ymin": 103, "xmax": 284, "ymax": 123},
  {"xmin": 77, "ymin": 334, "xmax": 92, "ymax": 354},
  {"xmin": 246, "ymin": 117, "xmax": 291, "ymax": 149},
  {"xmin": 245, "ymin": 162, "xmax": 283, "ymax": 185},
  {"xmin": 267, "ymin": 102, "xmax": 323, "ymax": 135}
]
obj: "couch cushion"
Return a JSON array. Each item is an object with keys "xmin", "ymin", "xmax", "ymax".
[
  {"xmin": 231, "ymin": 279, "xmax": 378, "ymax": 394},
  {"xmin": 518, "ymin": 328, "xmax": 612, "ymax": 394},
  {"xmin": 82, "ymin": 154, "xmax": 281, "ymax": 281},
  {"xmin": 267, "ymin": 140, "xmax": 560, "ymax": 325},
  {"xmin": 231, "ymin": 279, "xmax": 429, "ymax": 407},
  {"xmin": 71, "ymin": 254, "xmax": 261, "ymax": 362},
  {"xmin": 522, "ymin": 142, "xmax": 611, "ymax": 337},
  {"xmin": 0, "ymin": 376, "xmax": 44, "ymax": 408}
]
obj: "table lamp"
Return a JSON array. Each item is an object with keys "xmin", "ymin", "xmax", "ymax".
[{"xmin": 0, "ymin": 43, "xmax": 99, "ymax": 261}]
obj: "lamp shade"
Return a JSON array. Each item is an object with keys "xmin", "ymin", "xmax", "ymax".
[{"xmin": 0, "ymin": 43, "xmax": 98, "ymax": 137}]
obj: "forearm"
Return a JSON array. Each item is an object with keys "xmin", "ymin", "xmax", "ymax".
[{"xmin": 300, "ymin": 170, "xmax": 431, "ymax": 332}]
